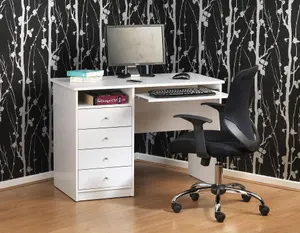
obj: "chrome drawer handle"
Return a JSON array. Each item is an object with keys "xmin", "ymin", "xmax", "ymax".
[
  {"xmin": 103, "ymin": 137, "xmax": 108, "ymax": 141},
  {"xmin": 103, "ymin": 157, "xmax": 108, "ymax": 161},
  {"xmin": 103, "ymin": 117, "xmax": 108, "ymax": 120},
  {"xmin": 104, "ymin": 177, "xmax": 109, "ymax": 180}
]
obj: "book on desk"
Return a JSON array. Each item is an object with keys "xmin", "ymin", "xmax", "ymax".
[{"xmin": 67, "ymin": 69, "xmax": 104, "ymax": 82}]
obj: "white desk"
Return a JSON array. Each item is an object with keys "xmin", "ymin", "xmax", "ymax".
[{"xmin": 50, "ymin": 73, "xmax": 227, "ymax": 201}]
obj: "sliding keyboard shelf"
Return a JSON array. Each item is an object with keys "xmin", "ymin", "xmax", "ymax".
[{"xmin": 135, "ymin": 91, "xmax": 228, "ymax": 103}]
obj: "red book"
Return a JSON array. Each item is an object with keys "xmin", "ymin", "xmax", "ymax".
[
  {"xmin": 82, "ymin": 90, "xmax": 128, "ymax": 105},
  {"xmin": 94, "ymin": 94, "xmax": 127, "ymax": 105}
]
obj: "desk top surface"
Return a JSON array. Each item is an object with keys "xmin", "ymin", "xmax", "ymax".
[{"xmin": 50, "ymin": 72, "xmax": 224, "ymax": 91}]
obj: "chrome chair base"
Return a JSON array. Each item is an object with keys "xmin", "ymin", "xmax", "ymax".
[{"xmin": 171, "ymin": 162, "xmax": 270, "ymax": 222}]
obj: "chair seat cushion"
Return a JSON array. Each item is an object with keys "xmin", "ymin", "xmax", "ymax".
[{"xmin": 169, "ymin": 130, "xmax": 249, "ymax": 158}]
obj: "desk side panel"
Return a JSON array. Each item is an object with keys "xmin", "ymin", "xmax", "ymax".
[
  {"xmin": 130, "ymin": 88, "xmax": 135, "ymax": 196},
  {"xmin": 53, "ymin": 84, "xmax": 78, "ymax": 201},
  {"xmin": 120, "ymin": 88, "xmax": 135, "ymax": 196}
]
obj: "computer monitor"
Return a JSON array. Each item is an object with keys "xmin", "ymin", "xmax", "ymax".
[{"xmin": 106, "ymin": 24, "xmax": 166, "ymax": 78}]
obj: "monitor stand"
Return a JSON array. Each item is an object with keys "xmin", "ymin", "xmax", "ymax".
[
  {"xmin": 140, "ymin": 73, "xmax": 155, "ymax": 77},
  {"xmin": 117, "ymin": 65, "xmax": 155, "ymax": 78},
  {"xmin": 140, "ymin": 65, "xmax": 155, "ymax": 77},
  {"xmin": 117, "ymin": 66, "xmax": 140, "ymax": 79}
]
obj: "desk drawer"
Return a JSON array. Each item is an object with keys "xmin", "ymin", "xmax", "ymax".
[
  {"xmin": 78, "ymin": 167, "xmax": 132, "ymax": 190},
  {"xmin": 78, "ymin": 127, "xmax": 132, "ymax": 149},
  {"xmin": 78, "ymin": 107, "xmax": 132, "ymax": 129},
  {"xmin": 78, "ymin": 147, "xmax": 132, "ymax": 169}
]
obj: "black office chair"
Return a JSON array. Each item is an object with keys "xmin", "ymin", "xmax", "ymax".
[{"xmin": 168, "ymin": 66, "xmax": 270, "ymax": 222}]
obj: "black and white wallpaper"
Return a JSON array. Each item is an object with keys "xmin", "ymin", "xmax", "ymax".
[{"xmin": 0, "ymin": 0, "xmax": 299, "ymax": 182}]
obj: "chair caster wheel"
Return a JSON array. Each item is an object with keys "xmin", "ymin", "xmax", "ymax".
[
  {"xmin": 241, "ymin": 194, "xmax": 251, "ymax": 202},
  {"xmin": 215, "ymin": 212, "xmax": 226, "ymax": 222},
  {"xmin": 259, "ymin": 205, "xmax": 270, "ymax": 216},
  {"xmin": 171, "ymin": 202, "xmax": 182, "ymax": 213},
  {"xmin": 190, "ymin": 193, "xmax": 199, "ymax": 201}
]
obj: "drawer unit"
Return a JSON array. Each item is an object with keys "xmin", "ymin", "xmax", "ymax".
[
  {"xmin": 78, "ymin": 166, "xmax": 132, "ymax": 190},
  {"xmin": 78, "ymin": 127, "xmax": 132, "ymax": 149},
  {"xmin": 78, "ymin": 107, "xmax": 132, "ymax": 129},
  {"xmin": 78, "ymin": 147, "xmax": 132, "ymax": 170}
]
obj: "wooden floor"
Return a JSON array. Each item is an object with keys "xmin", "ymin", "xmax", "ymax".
[{"xmin": 0, "ymin": 161, "xmax": 299, "ymax": 233}]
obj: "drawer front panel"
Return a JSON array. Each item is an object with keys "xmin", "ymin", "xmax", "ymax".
[
  {"xmin": 78, "ymin": 127, "xmax": 132, "ymax": 149},
  {"xmin": 78, "ymin": 147, "xmax": 132, "ymax": 170},
  {"xmin": 78, "ymin": 107, "xmax": 132, "ymax": 129},
  {"xmin": 78, "ymin": 167, "xmax": 132, "ymax": 190}
]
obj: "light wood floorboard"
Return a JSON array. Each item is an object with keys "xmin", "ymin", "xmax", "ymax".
[{"xmin": 0, "ymin": 161, "xmax": 299, "ymax": 233}]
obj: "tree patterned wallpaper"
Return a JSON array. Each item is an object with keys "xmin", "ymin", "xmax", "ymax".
[{"xmin": 0, "ymin": 0, "xmax": 299, "ymax": 182}]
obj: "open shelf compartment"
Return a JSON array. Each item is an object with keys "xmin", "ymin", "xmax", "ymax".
[{"xmin": 77, "ymin": 88, "xmax": 134, "ymax": 109}]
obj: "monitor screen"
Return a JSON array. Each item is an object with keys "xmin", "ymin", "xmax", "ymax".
[{"xmin": 106, "ymin": 25, "xmax": 165, "ymax": 67}]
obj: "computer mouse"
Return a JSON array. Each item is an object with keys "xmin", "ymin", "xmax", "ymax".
[{"xmin": 172, "ymin": 72, "xmax": 190, "ymax": 80}]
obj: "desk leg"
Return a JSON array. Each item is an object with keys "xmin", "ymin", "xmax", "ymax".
[{"xmin": 188, "ymin": 154, "xmax": 216, "ymax": 184}]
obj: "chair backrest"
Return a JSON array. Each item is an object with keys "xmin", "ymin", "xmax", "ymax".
[{"xmin": 223, "ymin": 66, "xmax": 260, "ymax": 152}]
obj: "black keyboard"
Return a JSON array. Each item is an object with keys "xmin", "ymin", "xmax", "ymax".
[{"xmin": 148, "ymin": 87, "xmax": 216, "ymax": 98}]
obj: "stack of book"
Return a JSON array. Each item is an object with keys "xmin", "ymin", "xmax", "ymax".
[{"xmin": 67, "ymin": 69, "xmax": 104, "ymax": 82}]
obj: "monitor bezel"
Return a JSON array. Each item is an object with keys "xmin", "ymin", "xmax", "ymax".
[{"xmin": 106, "ymin": 24, "xmax": 166, "ymax": 67}]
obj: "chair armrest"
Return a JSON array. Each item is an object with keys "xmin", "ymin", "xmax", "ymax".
[
  {"xmin": 173, "ymin": 114, "xmax": 212, "ymax": 166},
  {"xmin": 201, "ymin": 102, "xmax": 226, "ymax": 131},
  {"xmin": 201, "ymin": 102, "xmax": 225, "ymax": 112},
  {"xmin": 174, "ymin": 114, "xmax": 213, "ymax": 126}
]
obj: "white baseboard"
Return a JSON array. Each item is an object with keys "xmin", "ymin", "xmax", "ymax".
[
  {"xmin": 135, "ymin": 153, "xmax": 188, "ymax": 169},
  {"xmin": 135, "ymin": 153, "xmax": 300, "ymax": 190},
  {"xmin": 3, "ymin": 154, "xmax": 300, "ymax": 191},
  {"xmin": 0, "ymin": 171, "xmax": 53, "ymax": 190},
  {"xmin": 223, "ymin": 169, "xmax": 300, "ymax": 190}
]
